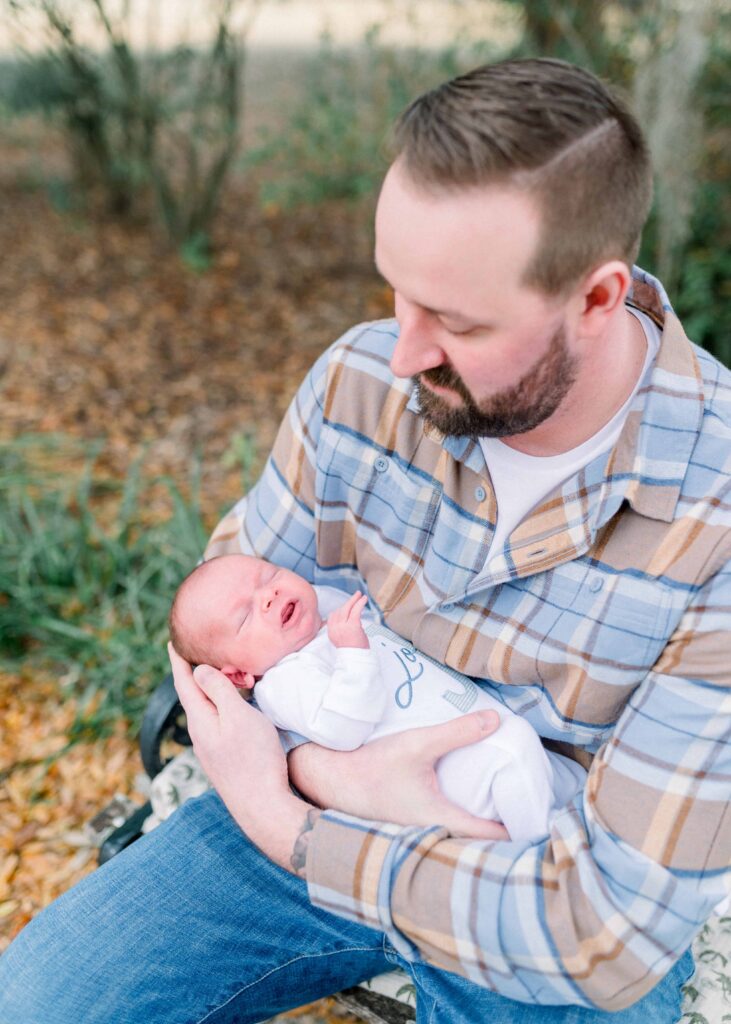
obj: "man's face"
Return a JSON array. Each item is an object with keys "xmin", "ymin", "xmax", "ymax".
[
  {"xmin": 374, "ymin": 162, "xmax": 579, "ymax": 438},
  {"xmin": 186, "ymin": 555, "xmax": 322, "ymax": 677}
]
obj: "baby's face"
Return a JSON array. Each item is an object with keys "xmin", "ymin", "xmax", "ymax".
[{"xmin": 185, "ymin": 555, "xmax": 322, "ymax": 677}]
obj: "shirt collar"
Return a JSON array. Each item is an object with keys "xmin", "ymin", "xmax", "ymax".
[{"xmin": 608, "ymin": 269, "xmax": 703, "ymax": 523}]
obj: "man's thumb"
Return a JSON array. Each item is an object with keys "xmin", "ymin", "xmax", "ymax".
[
  {"xmin": 193, "ymin": 664, "xmax": 237, "ymax": 707},
  {"xmin": 433, "ymin": 801, "xmax": 509, "ymax": 842},
  {"xmin": 419, "ymin": 710, "xmax": 500, "ymax": 759}
]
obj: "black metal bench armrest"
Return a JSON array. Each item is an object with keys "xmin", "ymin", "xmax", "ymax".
[
  {"xmin": 339, "ymin": 987, "xmax": 415, "ymax": 1023},
  {"xmin": 139, "ymin": 672, "xmax": 190, "ymax": 779},
  {"xmin": 98, "ymin": 801, "xmax": 152, "ymax": 865}
]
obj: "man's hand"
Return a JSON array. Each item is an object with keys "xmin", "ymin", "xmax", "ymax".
[
  {"xmin": 327, "ymin": 591, "xmax": 369, "ymax": 649},
  {"xmin": 289, "ymin": 712, "xmax": 509, "ymax": 841},
  {"xmin": 168, "ymin": 643, "xmax": 318, "ymax": 875}
]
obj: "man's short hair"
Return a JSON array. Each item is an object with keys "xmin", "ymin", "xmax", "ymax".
[{"xmin": 392, "ymin": 57, "xmax": 653, "ymax": 295}]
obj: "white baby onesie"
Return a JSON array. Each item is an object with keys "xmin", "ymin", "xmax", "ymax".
[{"xmin": 254, "ymin": 588, "xmax": 585, "ymax": 841}]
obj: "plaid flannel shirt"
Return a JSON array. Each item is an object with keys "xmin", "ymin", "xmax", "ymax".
[{"xmin": 206, "ymin": 269, "xmax": 731, "ymax": 1011}]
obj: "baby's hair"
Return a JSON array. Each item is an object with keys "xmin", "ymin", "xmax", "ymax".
[{"xmin": 168, "ymin": 559, "xmax": 220, "ymax": 666}]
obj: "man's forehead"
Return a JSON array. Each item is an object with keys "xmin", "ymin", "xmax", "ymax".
[
  {"xmin": 373, "ymin": 254, "xmax": 476, "ymax": 323},
  {"xmin": 374, "ymin": 163, "xmax": 542, "ymax": 306},
  {"xmin": 376, "ymin": 160, "xmax": 540, "ymax": 232}
]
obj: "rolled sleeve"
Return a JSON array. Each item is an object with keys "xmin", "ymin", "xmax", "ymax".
[{"xmin": 306, "ymin": 794, "xmax": 725, "ymax": 1010}]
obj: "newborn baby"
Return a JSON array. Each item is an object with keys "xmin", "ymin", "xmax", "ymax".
[{"xmin": 169, "ymin": 554, "xmax": 586, "ymax": 840}]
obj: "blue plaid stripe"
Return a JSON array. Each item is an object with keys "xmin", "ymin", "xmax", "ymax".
[{"xmin": 206, "ymin": 270, "xmax": 731, "ymax": 1010}]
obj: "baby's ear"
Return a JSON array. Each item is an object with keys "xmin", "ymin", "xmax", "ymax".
[{"xmin": 222, "ymin": 666, "xmax": 257, "ymax": 690}]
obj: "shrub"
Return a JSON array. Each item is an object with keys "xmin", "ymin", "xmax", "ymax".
[
  {"xmin": 4, "ymin": 0, "xmax": 257, "ymax": 251},
  {"xmin": 245, "ymin": 25, "xmax": 493, "ymax": 210},
  {"xmin": 0, "ymin": 435, "xmax": 208, "ymax": 739}
]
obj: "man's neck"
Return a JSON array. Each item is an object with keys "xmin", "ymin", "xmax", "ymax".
[{"xmin": 500, "ymin": 308, "xmax": 648, "ymax": 457}]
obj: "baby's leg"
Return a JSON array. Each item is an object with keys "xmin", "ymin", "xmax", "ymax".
[{"xmin": 436, "ymin": 715, "xmax": 557, "ymax": 841}]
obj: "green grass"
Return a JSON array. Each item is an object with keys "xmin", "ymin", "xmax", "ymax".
[{"xmin": 0, "ymin": 435, "xmax": 209, "ymax": 743}]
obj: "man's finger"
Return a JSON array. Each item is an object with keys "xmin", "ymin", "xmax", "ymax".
[
  {"xmin": 192, "ymin": 663, "xmax": 241, "ymax": 713},
  {"xmin": 409, "ymin": 710, "xmax": 500, "ymax": 760}
]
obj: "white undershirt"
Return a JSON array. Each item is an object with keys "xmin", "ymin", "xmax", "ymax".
[{"xmin": 479, "ymin": 309, "xmax": 660, "ymax": 561}]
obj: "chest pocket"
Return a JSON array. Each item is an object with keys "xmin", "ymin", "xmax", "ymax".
[
  {"xmin": 536, "ymin": 566, "xmax": 674, "ymax": 668},
  {"xmin": 319, "ymin": 439, "xmax": 441, "ymax": 607},
  {"xmin": 477, "ymin": 565, "xmax": 676, "ymax": 736}
]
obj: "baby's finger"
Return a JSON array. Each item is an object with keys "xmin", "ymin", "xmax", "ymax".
[
  {"xmin": 339, "ymin": 591, "xmax": 361, "ymax": 615},
  {"xmin": 347, "ymin": 593, "xmax": 369, "ymax": 621}
]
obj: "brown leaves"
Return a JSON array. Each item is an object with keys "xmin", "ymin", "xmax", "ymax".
[
  {"xmin": 0, "ymin": 670, "xmax": 144, "ymax": 950},
  {"xmin": 0, "ymin": 670, "xmax": 362, "ymax": 1021},
  {"xmin": 0, "ymin": 145, "xmax": 391, "ymax": 523}
]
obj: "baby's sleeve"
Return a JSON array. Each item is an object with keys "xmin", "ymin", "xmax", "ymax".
[{"xmin": 255, "ymin": 648, "xmax": 387, "ymax": 751}]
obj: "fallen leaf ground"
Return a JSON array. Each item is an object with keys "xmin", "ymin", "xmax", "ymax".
[{"xmin": 0, "ymin": 119, "xmax": 388, "ymax": 1022}]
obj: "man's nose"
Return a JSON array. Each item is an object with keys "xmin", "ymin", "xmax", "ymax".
[{"xmin": 390, "ymin": 297, "xmax": 446, "ymax": 379}]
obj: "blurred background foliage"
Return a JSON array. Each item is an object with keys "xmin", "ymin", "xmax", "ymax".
[
  {"xmin": 2, "ymin": 0, "xmax": 260, "ymax": 258},
  {"xmin": 0, "ymin": 0, "xmax": 728, "ymax": 355},
  {"xmin": 0, "ymin": 0, "xmax": 728, "ymax": 736},
  {"xmin": 0, "ymin": 435, "xmax": 209, "ymax": 739}
]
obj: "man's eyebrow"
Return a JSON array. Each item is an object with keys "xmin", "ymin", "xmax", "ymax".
[{"xmin": 428, "ymin": 305, "xmax": 478, "ymax": 323}]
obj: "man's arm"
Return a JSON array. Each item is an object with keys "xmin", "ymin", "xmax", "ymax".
[
  {"xmin": 168, "ymin": 646, "xmax": 316, "ymax": 873},
  {"xmin": 195, "ymin": 329, "xmax": 728, "ymax": 1009},
  {"xmin": 296, "ymin": 569, "xmax": 731, "ymax": 1011},
  {"xmin": 203, "ymin": 335, "xmax": 334, "ymax": 565}
]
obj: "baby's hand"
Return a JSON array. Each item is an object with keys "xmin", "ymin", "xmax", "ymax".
[{"xmin": 327, "ymin": 591, "xmax": 369, "ymax": 649}]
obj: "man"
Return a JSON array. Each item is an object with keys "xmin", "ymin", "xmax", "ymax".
[{"xmin": 1, "ymin": 58, "xmax": 728, "ymax": 1024}]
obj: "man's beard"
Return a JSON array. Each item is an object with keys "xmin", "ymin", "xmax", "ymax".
[{"xmin": 415, "ymin": 323, "xmax": 578, "ymax": 439}]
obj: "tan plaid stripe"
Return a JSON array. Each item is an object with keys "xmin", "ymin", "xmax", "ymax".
[{"xmin": 209, "ymin": 271, "xmax": 730, "ymax": 1009}]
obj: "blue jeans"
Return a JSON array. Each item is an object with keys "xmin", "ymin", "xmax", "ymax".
[{"xmin": 0, "ymin": 791, "xmax": 694, "ymax": 1024}]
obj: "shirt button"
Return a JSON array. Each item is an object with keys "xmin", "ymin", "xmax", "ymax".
[
  {"xmin": 374, "ymin": 456, "xmax": 389, "ymax": 473},
  {"xmin": 588, "ymin": 576, "xmax": 604, "ymax": 593},
  {"xmin": 475, "ymin": 485, "xmax": 487, "ymax": 502}
]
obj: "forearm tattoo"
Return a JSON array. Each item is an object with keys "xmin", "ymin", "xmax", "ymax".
[{"xmin": 290, "ymin": 808, "xmax": 322, "ymax": 878}]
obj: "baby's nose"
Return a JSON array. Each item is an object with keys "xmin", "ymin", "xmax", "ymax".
[{"xmin": 262, "ymin": 588, "xmax": 278, "ymax": 612}]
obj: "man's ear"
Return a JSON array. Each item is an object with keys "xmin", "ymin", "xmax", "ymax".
[
  {"xmin": 221, "ymin": 666, "xmax": 257, "ymax": 690},
  {"xmin": 578, "ymin": 260, "xmax": 632, "ymax": 338}
]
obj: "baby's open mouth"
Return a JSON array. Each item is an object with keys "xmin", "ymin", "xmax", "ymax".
[{"xmin": 281, "ymin": 600, "xmax": 296, "ymax": 626}]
